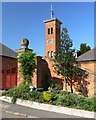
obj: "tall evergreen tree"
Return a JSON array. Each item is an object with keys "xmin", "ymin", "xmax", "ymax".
[{"xmin": 54, "ymin": 27, "xmax": 79, "ymax": 93}]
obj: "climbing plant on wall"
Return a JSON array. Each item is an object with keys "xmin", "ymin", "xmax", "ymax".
[{"xmin": 18, "ymin": 50, "xmax": 36, "ymax": 85}]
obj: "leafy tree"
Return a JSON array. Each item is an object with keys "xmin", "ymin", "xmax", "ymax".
[
  {"xmin": 18, "ymin": 50, "xmax": 36, "ymax": 85},
  {"xmin": 54, "ymin": 27, "xmax": 79, "ymax": 93},
  {"xmin": 77, "ymin": 43, "xmax": 91, "ymax": 57}
]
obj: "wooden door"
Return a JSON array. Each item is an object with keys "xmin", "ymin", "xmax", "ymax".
[
  {"xmin": 11, "ymin": 67, "xmax": 17, "ymax": 88},
  {"xmin": 6, "ymin": 69, "xmax": 11, "ymax": 89}
]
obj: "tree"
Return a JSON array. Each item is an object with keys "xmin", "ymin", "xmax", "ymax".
[
  {"xmin": 54, "ymin": 27, "xmax": 79, "ymax": 93},
  {"xmin": 18, "ymin": 50, "xmax": 36, "ymax": 85},
  {"xmin": 77, "ymin": 43, "xmax": 91, "ymax": 57}
]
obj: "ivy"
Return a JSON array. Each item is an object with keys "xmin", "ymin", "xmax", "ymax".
[{"xmin": 18, "ymin": 50, "xmax": 36, "ymax": 85}]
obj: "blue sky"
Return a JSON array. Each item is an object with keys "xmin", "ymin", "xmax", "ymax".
[{"xmin": 2, "ymin": 2, "xmax": 94, "ymax": 56}]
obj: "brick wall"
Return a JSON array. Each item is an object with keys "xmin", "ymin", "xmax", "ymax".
[
  {"xmin": 79, "ymin": 61, "xmax": 96, "ymax": 74},
  {"xmin": 45, "ymin": 57, "xmax": 63, "ymax": 87},
  {"xmin": 77, "ymin": 61, "xmax": 96, "ymax": 97},
  {"xmin": 2, "ymin": 56, "xmax": 17, "ymax": 68},
  {"xmin": 17, "ymin": 62, "xmax": 24, "ymax": 86},
  {"xmin": 32, "ymin": 56, "xmax": 51, "ymax": 90},
  {"xmin": 44, "ymin": 58, "xmax": 96, "ymax": 97},
  {"xmin": 17, "ymin": 54, "xmax": 96, "ymax": 97}
]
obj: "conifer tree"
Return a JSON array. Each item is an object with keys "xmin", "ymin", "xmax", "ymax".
[{"xmin": 54, "ymin": 27, "xmax": 79, "ymax": 93}]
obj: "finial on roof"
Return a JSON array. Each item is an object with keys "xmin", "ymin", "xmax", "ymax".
[
  {"xmin": 51, "ymin": 3, "xmax": 54, "ymax": 19},
  {"xmin": 20, "ymin": 38, "xmax": 29, "ymax": 48}
]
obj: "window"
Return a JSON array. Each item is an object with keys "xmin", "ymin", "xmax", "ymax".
[
  {"xmin": 48, "ymin": 28, "xmax": 50, "ymax": 34},
  {"xmin": 2, "ymin": 70, "xmax": 4, "ymax": 73},
  {"xmin": 51, "ymin": 27, "xmax": 53, "ymax": 34},
  {"xmin": 6, "ymin": 69, "xmax": 10, "ymax": 74},
  {"xmin": 56, "ymin": 28, "xmax": 58, "ymax": 34},
  {"xmin": 12, "ymin": 68, "xmax": 16, "ymax": 73},
  {"xmin": 51, "ymin": 51, "xmax": 54, "ymax": 58},
  {"xmin": 48, "ymin": 51, "xmax": 50, "ymax": 57}
]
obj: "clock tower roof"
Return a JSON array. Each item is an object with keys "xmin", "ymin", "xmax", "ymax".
[{"xmin": 44, "ymin": 18, "xmax": 62, "ymax": 24}]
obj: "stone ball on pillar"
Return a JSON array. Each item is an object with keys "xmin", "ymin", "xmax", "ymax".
[{"xmin": 20, "ymin": 38, "xmax": 29, "ymax": 48}]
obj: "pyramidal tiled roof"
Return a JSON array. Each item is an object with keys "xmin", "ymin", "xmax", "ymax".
[
  {"xmin": 0, "ymin": 43, "xmax": 18, "ymax": 58},
  {"xmin": 77, "ymin": 48, "xmax": 96, "ymax": 62}
]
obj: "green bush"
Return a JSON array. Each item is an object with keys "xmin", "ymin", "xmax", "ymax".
[
  {"xmin": 11, "ymin": 94, "xmax": 17, "ymax": 104},
  {"xmin": 75, "ymin": 96, "xmax": 86, "ymax": 107},
  {"xmin": 28, "ymin": 90, "xmax": 42, "ymax": 101},
  {"xmin": 53, "ymin": 96, "xmax": 64, "ymax": 106},
  {"xmin": 2, "ymin": 86, "xmax": 96, "ymax": 112},
  {"xmin": 53, "ymin": 92, "xmax": 77, "ymax": 107},
  {"xmin": 2, "ymin": 83, "xmax": 30, "ymax": 103},
  {"xmin": 43, "ymin": 91, "xmax": 54, "ymax": 102},
  {"xmin": 79, "ymin": 97, "xmax": 95, "ymax": 111},
  {"xmin": 49, "ymin": 83, "xmax": 62, "ymax": 94},
  {"xmin": 63, "ymin": 93, "xmax": 77, "ymax": 107}
]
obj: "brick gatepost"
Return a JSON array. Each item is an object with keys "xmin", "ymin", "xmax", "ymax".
[
  {"xmin": 15, "ymin": 38, "xmax": 51, "ymax": 89},
  {"xmin": 16, "ymin": 38, "xmax": 33, "ymax": 86}
]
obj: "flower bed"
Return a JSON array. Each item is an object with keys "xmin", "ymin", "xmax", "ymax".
[{"xmin": 2, "ymin": 83, "xmax": 96, "ymax": 112}]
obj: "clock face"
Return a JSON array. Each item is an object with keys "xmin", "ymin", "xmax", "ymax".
[{"xmin": 48, "ymin": 39, "xmax": 53, "ymax": 44}]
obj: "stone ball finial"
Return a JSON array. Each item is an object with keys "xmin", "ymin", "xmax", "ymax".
[{"xmin": 20, "ymin": 38, "xmax": 29, "ymax": 48}]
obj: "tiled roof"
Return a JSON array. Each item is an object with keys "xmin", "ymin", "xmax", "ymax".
[
  {"xmin": 77, "ymin": 48, "xmax": 96, "ymax": 62},
  {"xmin": 0, "ymin": 43, "xmax": 18, "ymax": 58}
]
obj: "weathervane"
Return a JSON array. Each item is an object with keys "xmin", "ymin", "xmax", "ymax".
[{"xmin": 51, "ymin": 3, "xmax": 54, "ymax": 19}]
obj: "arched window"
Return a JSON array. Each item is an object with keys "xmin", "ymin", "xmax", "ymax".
[
  {"xmin": 48, "ymin": 28, "xmax": 50, "ymax": 34},
  {"xmin": 48, "ymin": 51, "xmax": 50, "ymax": 57},
  {"xmin": 51, "ymin": 51, "xmax": 54, "ymax": 58},
  {"xmin": 56, "ymin": 28, "xmax": 58, "ymax": 34},
  {"xmin": 51, "ymin": 27, "xmax": 53, "ymax": 34}
]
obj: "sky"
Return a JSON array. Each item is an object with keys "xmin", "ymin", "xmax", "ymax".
[{"xmin": 2, "ymin": 2, "xmax": 94, "ymax": 56}]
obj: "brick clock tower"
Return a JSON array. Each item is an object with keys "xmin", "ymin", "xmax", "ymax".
[{"xmin": 44, "ymin": 7, "xmax": 62, "ymax": 58}]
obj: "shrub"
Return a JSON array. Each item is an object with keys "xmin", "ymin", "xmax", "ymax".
[
  {"xmin": 2, "ymin": 85, "xmax": 96, "ymax": 112},
  {"xmin": 53, "ymin": 96, "xmax": 64, "ymax": 106},
  {"xmin": 2, "ymin": 83, "xmax": 30, "ymax": 103},
  {"xmin": 53, "ymin": 92, "xmax": 77, "ymax": 107},
  {"xmin": 63, "ymin": 93, "xmax": 77, "ymax": 107},
  {"xmin": 43, "ymin": 91, "xmax": 54, "ymax": 102},
  {"xmin": 11, "ymin": 94, "xmax": 17, "ymax": 104},
  {"xmin": 2, "ymin": 86, "xmax": 18, "ymax": 97},
  {"xmin": 79, "ymin": 97, "xmax": 94, "ymax": 111},
  {"xmin": 49, "ymin": 83, "xmax": 62, "ymax": 94},
  {"xmin": 75, "ymin": 96, "xmax": 86, "ymax": 107},
  {"xmin": 28, "ymin": 90, "xmax": 42, "ymax": 101}
]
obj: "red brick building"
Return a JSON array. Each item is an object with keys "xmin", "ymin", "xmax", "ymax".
[
  {"xmin": 77, "ymin": 48, "xmax": 96, "ymax": 97},
  {"xmin": 1, "ymin": 15, "xmax": 95, "ymax": 97},
  {"xmin": 0, "ymin": 43, "xmax": 17, "ymax": 89},
  {"xmin": 32, "ymin": 17, "xmax": 96, "ymax": 97},
  {"xmin": 15, "ymin": 16, "xmax": 95, "ymax": 97}
]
